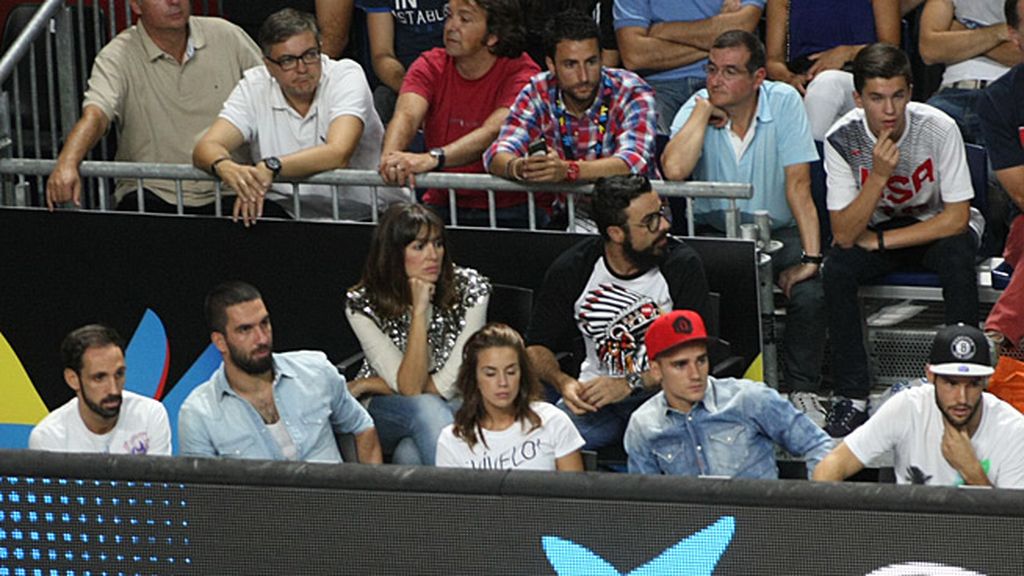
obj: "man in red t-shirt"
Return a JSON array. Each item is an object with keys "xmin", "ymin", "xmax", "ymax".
[{"xmin": 377, "ymin": 0, "xmax": 540, "ymax": 228}]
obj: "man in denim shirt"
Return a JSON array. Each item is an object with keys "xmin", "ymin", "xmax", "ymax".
[
  {"xmin": 178, "ymin": 281, "xmax": 383, "ymax": 463},
  {"xmin": 624, "ymin": 310, "xmax": 831, "ymax": 478}
]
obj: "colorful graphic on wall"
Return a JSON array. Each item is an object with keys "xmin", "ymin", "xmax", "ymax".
[{"xmin": 0, "ymin": 310, "xmax": 220, "ymax": 453}]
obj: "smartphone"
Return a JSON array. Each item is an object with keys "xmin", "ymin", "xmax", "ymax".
[{"xmin": 528, "ymin": 138, "xmax": 547, "ymax": 157}]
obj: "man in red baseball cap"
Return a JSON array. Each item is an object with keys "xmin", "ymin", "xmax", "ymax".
[{"xmin": 623, "ymin": 310, "xmax": 832, "ymax": 479}]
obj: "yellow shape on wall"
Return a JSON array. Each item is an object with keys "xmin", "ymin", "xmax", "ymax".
[
  {"xmin": 0, "ymin": 331, "xmax": 49, "ymax": 424},
  {"xmin": 742, "ymin": 352, "xmax": 764, "ymax": 382}
]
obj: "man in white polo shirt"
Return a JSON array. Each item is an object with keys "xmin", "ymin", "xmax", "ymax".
[{"xmin": 194, "ymin": 8, "xmax": 406, "ymax": 225}]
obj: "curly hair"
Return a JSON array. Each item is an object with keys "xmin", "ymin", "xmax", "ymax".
[
  {"xmin": 591, "ymin": 174, "xmax": 653, "ymax": 241},
  {"xmin": 351, "ymin": 203, "xmax": 457, "ymax": 319},
  {"xmin": 470, "ymin": 0, "xmax": 527, "ymax": 58},
  {"xmin": 452, "ymin": 323, "xmax": 542, "ymax": 449}
]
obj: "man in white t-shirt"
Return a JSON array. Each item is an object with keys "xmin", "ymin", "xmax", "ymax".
[
  {"xmin": 822, "ymin": 43, "xmax": 981, "ymax": 437},
  {"xmin": 29, "ymin": 325, "xmax": 171, "ymax": 455},
  {"xmin": 194, "ymin": 8, "xmax": 405, "ymax": 225},
  {"xmin": 814, "ymin": 324, "xmax": 1024, "ymax": 488}
]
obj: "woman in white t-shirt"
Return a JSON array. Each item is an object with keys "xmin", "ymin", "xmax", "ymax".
[{"xmin": 436, "ymin": 323, "xmax": 585, "ymax": 471}]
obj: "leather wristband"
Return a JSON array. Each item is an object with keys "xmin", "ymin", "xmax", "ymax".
[
  {"xmin": 876, "ymin": 229, "xmax": 885, "ymax": 252},
  {"xmin": 800, "ymin": 251, "xmax": 824, "ymax": 265}
]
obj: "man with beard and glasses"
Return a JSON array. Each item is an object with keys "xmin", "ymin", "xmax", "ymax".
[
  {"xmin": 485, "ymin": 9, "xmax": 656, "ymax": 207},
  {"xmin": 526, "ymin": 175, "xmax": 711, "ymax": 450},
  {"xmin": 30, "ymin": 325, "xmax": 171, "ymax": 455},
  {"xmin": 194, "ymin": 8, "xmax": 401, "ymax": 225},
  {"xmin": 814, "ymin": 324, "xmax": 1024, "ymax": 488},
  {"xmin": 178, "ymin": 282, "xmax": 382, "ymax": 463},
  {"xmin": 662, "ymin": 30, "xmax": 827, "ymax": 428}
]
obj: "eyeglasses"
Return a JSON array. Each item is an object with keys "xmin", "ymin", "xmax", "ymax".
[
  {"xmin": 630, "ymin": 204, "xmax": 671, "ymax": 233},
  {"xmin": 266, "ymin": 47, "xmax": 321, "ymax": 71},
  {"xmin": 704, "ymin": 63, "xmax": 749, "ymax": 81}
]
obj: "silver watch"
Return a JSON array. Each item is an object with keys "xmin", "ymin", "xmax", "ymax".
[{"xmin": 627, "ymin": 372, "xmax": 645, "ymax": 394}]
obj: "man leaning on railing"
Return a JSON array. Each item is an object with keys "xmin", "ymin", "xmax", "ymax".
[{"xmin": 45, "ymin": 0, "xmax": 263, "ymax": 214}]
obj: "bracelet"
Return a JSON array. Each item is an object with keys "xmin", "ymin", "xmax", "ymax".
[
  {"xmin": 876, "ymin": 229, "xmax": 885, "ymax": 252},
  {"xmin": 800, "ymin": 251, "xmax": 824, "ymax": 265},
  {"xmin": 512, "ymin": 158, "xmax": 526, "ymax": 181},
  {"xmin": 210, "ymin": 156, "xmax": 231, "ymax": 178},
  {"xmin": 565, "ymin": 160, "xmax": 580, "ymax": 183}
]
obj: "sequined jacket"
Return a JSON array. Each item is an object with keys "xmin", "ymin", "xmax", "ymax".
[{"xmin": 345, "ymin": 266, "xmax": 491, "ymax": 400}]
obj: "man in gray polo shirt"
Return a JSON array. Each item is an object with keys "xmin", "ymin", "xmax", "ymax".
[{"xmin": 46, "ymin": 0, "xmax": 267, "ymax": 214}]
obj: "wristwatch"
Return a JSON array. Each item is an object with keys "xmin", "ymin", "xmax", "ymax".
[
  {"xmin": 429, "ymin": 147, "xmax": 446, "ymax": 171},
  {"xmin": 626, "ymin": 372, "xmax": 645, "ymax": 395},
  {"xmin": 800, "ymin": 251, "xmax": 824, "ymax": 265},
  {"xmin": 262, "ymin": 156, "xmax": 282, "ymax": 178}
]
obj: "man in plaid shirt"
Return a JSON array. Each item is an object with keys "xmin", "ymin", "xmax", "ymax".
[{"xmin": 484, "ymin": 9, "xmax": 656, "ymax": 189}]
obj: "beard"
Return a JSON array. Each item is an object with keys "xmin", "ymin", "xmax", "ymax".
[
  {"xmin": 623, "ymin": 230, "xmax": 668, "ymax": 271},
  {"xmin": 936, "ymin": 392, "xmax": 980, "ymax": 430},
  {"xmin": 82, "ymin": 391, "xmax": 122, "ymax": 419},
  {"xmin": 228, "ymin": 341, "xmax": 274, "ymax": 376}
]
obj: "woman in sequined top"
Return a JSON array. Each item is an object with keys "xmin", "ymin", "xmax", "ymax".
[{"xmin": 345, "ymin": 202, "xmax": 491, "ymax": 465}]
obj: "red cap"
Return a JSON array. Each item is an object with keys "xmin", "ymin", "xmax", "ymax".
[{"xmin": 645, "ymin": 310, "xmax": 708, "ymax": 361}]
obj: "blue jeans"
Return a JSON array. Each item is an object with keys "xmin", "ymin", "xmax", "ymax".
[
  {"xmin": 823, "ymin": 231, "xmax": 978, "ymax": 399},
  {"xmin": 926, "ymin": 88, "xmax": 984, "ymax": 145},
  {"xmin": 367, "ymin": 393, "xmax": 455, "ymax": 465},
  {"xmin": 772, "ymin": 226, "xmax": 827, "ymax": 393},
  {"xmin": 558, "ymin": 390, "xmax": 656, "ymax": 451},
  {"xmin": 647, "ymin": 76, "xmax": 706, "ymax": 134}
]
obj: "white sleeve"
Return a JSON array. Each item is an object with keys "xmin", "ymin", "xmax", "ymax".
[
  {"xmin": 326, "ymin": 60, "xmax": 374, "ymax": 126},
  {"xmin": 542, "ymin": 404, "xmax": 585, "ymax": 458},
  {"xmin": 936, "ymin": 121, "xmax": 973, "ymax": 204},
  {"xmin": 844, "ymin": 390, "xmax": 911, "ymax": 467},
  {"xmin": 28, "ymin": 422, "xmax": 56, "ymax": 451},
  {"xmin": 217, "ymin": 74, "xmax": 256, "ymax": 141},
  {"xmin": 432, "ymin": 294, "xmax": 490, "ymax": 400},
  {"xmin": 345, "ymin": 306, "xmax": 404, "ymax": 392},
  {"xmin": 434, "ymin": 425, "xmax": 461, "ymax": 468},
  {"xmin": 148, "ymin": 402, "xmax": 172, "ymax": 456},
  {"xmin": 824, "ymin": 136, "xmax": 859, "ymax": 212}
]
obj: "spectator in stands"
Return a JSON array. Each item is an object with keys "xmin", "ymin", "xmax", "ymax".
[
  {"xmin": 30, "ymin": 324, "xmax": 171, "ymax": 455},
  {"xmin": 765, "ymin": 0, "xmax": 902, "ymax": 140},
  {"xmin": 662, "ymin": 30, "xmax": 827, "ymax": 426},
  {"xmin": 360, "ymin": 0, "xmax": 448, "ymax": 123},
  {"xmin": 45, "ymin": 0, "xmax": 266, "ymax": 215},
  {"xmin": 316, "ymin": 0, "xmax": 355, "ymax": 58},
  {"xmin": 377, "ymin": 0, "xmax": 540, "ymax": 229},
  {"xmin": 625, "ymin": 310, "xmax": 832, "ymax": 478},
  {"xmin": 436, "ymin": 323, "xmax": 585, "ymax": 470},
  {"xmin": 978, "ymin": 0, "xmax": 1024, "ymax": 353},
  {"xmin": 814, "ymin": 324, "xmax": 1024, "ymax": 487},
  {"xmin": 194, "ymin": 9, "xmax": 401, "ymax": 225},
  {"xmin": 346, "ymin": 203, "xmax": 491, "ymax": 464},
  {"xmin": 614, "ymin": 0, "xmax": 764, "ymax": 133},
  {"xmin": 823, "ymin": 43, "xmax": 981, "ymax": 437},
  {"xmin": 485, "ymin": 10, "xmax": 656, "ymax": 199},
  {"xmin": 919, "ymin": 0, "xmax": 1014, "ymax": 146},
  {"xmin": 178, "ymin": 281, "xmax": 382, "ymax": 463},
  {"xmin": 525, "ymin": 175, "xmax": 711, "ymax": 450},
  {"xmin": 521, "ymin": 0, "xmax": 619, "ymax": 68}
]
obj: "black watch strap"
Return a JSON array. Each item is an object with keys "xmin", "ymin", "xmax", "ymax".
[{"xmin": 800, "ymin": 251, "xmax": 824, "ymax": 265}]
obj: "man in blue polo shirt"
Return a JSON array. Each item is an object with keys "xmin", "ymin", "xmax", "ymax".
[
  {"xmin": 614, "ymin": 0, "xmax": 764, "ymax": 132},
  {"xmin": 661, "ymin": 30, "xmax": 827, "ymax": 426}
]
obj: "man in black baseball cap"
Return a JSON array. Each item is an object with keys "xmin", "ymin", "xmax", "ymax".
[{"xmin": 815, "ymin": 324, "xmax": 1024, "ymax": 488}]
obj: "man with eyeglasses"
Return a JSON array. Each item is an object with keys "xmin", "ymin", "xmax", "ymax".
[
  {"xmin": 46, "ymin": 0, "xmax": 264, "ymax": 215},
  {"xmin": 662, "ymin": 30, "xmax": 828, "ymax": 429},
  {"xmin": 194, "ymin": 8, "xmax": 406, "ymax": 224},
  {"xmin": 485, "ymin": 9, "xmax": 657, "ymax": 197},
  {"xmin": 526, "ymin": 174, "xmax": 712, "ymax": 451}
]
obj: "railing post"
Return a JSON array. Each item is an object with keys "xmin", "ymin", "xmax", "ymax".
[{"xmin": 54, "ymin": 6, "xmax": 78, "ymax": 151}]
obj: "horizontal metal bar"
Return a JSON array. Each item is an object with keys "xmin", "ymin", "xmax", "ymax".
[{"xmin": 0, "ymin": 159, "xmax": 754, "ymax": 200}]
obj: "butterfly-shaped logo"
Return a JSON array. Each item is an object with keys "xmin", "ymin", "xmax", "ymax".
[{"xmin": 543, "ymin": 516, "xmax": 734, "ymax": 575}]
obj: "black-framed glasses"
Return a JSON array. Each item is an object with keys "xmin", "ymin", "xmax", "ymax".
[
  {"xmin": 266, "ymin": 47, "xmax": 321, "ymax": 71},
  {"xmin": 631, "ymin": 204, "xmax": 671, "ymax": 233}
]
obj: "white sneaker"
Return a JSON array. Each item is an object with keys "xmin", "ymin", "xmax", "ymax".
[{"xmin": 790, "ymin": 391, "xmax": 827, "ymax": 428}]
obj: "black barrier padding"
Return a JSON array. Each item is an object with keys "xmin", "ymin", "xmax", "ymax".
[
  {"xmin": 0, "ymin": 208, "xmax": 758, "ymax": 412},
  {"xmin": 2, "ymin": 451, "xmax": 1023, "ymax": 575}
]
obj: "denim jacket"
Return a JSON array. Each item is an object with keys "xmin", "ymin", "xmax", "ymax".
[
  {"xmin": 178, "ymin": 351, "xmax": 374, "ymax": 461},
  {"xmin": 624, "ymin": 377, "xmax": 832, "ymax": 479}
]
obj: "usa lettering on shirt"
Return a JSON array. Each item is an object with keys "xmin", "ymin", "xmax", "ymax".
[{"xmin": 857, "ymin": 158, "xmax": 936, "ymax": 218}]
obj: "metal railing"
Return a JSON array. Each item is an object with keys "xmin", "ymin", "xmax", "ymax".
[{"xmin": 0, "ymin": 158, "xmax": 754, "ymax": 234}]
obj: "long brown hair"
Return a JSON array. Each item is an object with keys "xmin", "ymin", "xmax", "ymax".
[
  {"xmin": 352, "ymin": 203, "xmax": 457, "ymax": 318},
  {"xmin": 453, "ymin": 323, "xmax": 542, "ymax": 449}
]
